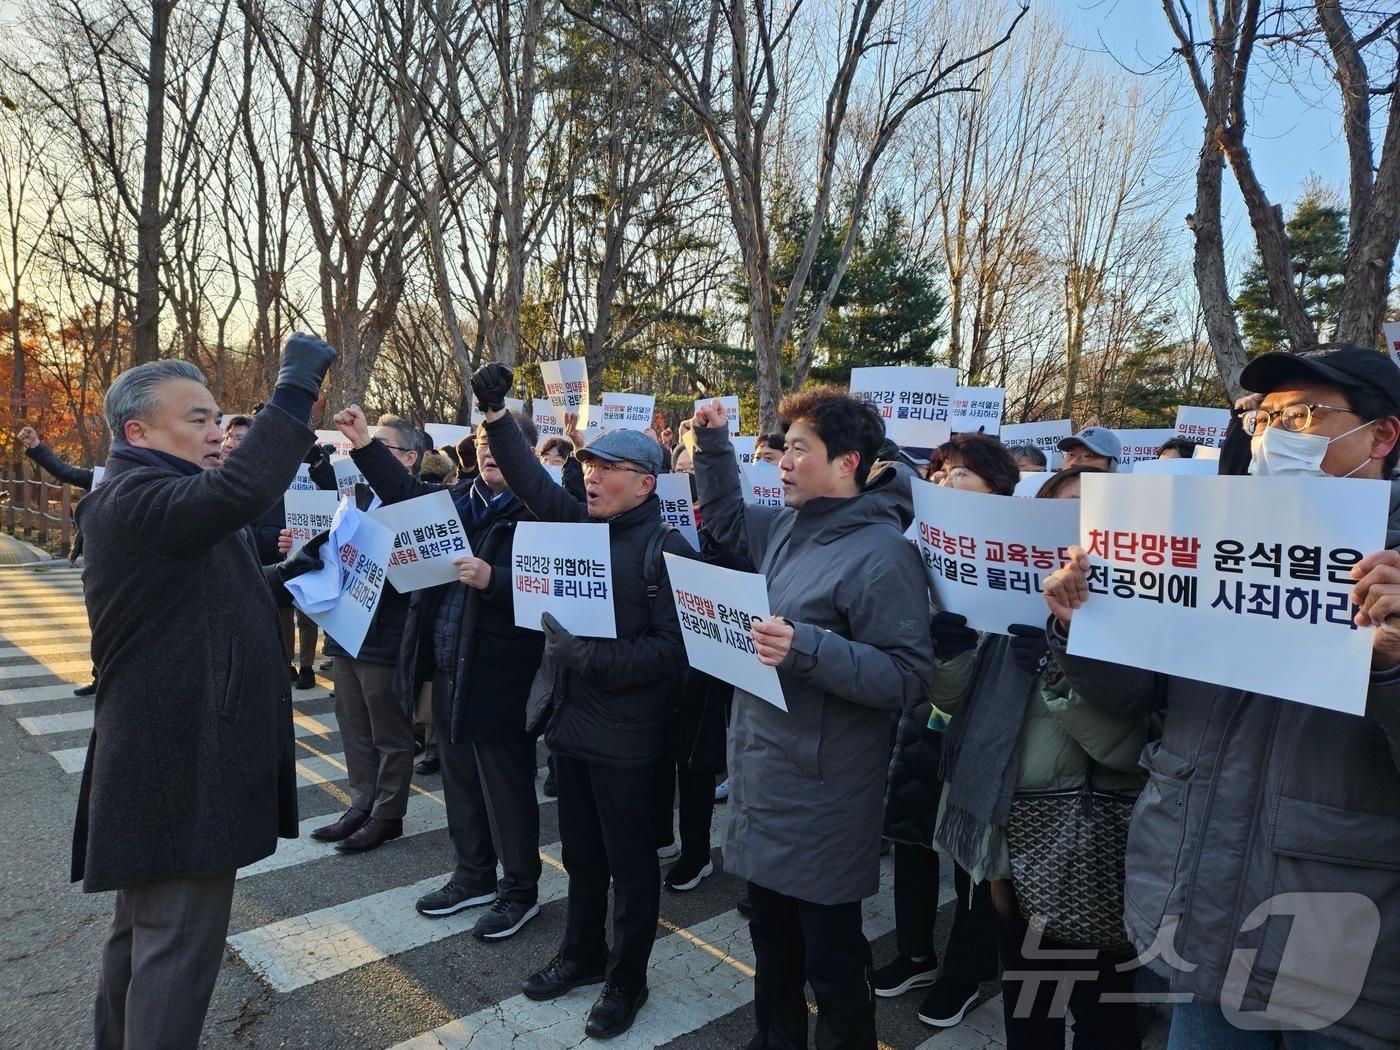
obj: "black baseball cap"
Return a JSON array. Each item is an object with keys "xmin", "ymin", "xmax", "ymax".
[{"xmin": 1240, "ymin": 344, "xmax": 1400, "ymax": 412}]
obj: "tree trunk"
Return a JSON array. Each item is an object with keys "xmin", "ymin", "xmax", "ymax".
[
  {"xmin": 132, "ymin": 0, "xmax": 171, "ymax": 363},
  {"xmin": 1190, "ymin": 124, "xmax": 1249, "ymax": 398}
]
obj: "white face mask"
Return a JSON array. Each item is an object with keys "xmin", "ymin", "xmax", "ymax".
[{"xmin": 1248, "ymin": 419, "xmax": 1375, "ymax": 478}]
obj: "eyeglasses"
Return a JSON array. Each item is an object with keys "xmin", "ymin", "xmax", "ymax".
[
  {"xmin": 933, "ymin": 466, "xmax": 978, "ymax": 485},
  {"xmin": 1241, "ymin": 402, "xmax": 1355, "ymax": 437},
  {"xmin": 581, "ymin": 459, "xmax": 647, "ymax": 477}
]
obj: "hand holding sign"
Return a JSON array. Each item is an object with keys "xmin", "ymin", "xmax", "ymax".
[
  {"xmin": 334, "ymin": 405, "xmax": 373, "ymax": 449},
  {"xmin": 278, "ymin": 528, "xmax": 294, "ymax": 556},
  {"xmin": 751, "ymin": 617, "xmax": 794, "ymax": 666},
  {"xmin": 1350, "ymin": 550, "xmax": 1400, "ymax": 668},
  {"xmin": 1042, "ymin": 545, "xmax": 1092, "ymax": 626},
  {"xmin": 454, "ymin": 556, "xmax": 493, "ymax": 590}
]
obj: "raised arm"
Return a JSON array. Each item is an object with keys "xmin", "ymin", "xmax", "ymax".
[
  {"xmin": 691, "ymin": 407, "xmax": 781, "ymax": 566},
  {"xmin": 24, "ymin": 440, "xmax": 95, "ymax": 489}
]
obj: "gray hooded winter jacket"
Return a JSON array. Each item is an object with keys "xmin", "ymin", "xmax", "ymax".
[
  {"xmin": 694, "ymin": 424, "xmax": 934, "ymax": 905},
  {"xmin": 1046, "ymin": 479, "xmax": 1400, "ymax": 1050}
]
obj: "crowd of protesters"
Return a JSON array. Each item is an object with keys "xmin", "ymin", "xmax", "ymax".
[{"xmin": 15, "ymin": 340, "xmax": 1400, "ymax": 1050}]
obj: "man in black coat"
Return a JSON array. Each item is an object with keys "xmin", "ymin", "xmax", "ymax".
[
  {"xmin": 74, "ymin": 338, "xmax": 335, "ymax": 1050},
  {"xmin": 473, "ymin": 363, "xmax": 691, "ymax": 1040},
  {"xmin": 336, "ymin": 405, "xmax": 548, "ymax": 940}
]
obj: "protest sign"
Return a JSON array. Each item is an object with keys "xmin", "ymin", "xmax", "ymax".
[
  {"xmin": 655, "ymin": 472, "xmax": 700, "ymax": 550},
  {"xmin": 1014, "ymin": 472, "xmax": 1050, "ymax": 498},
  {"xmin": 849, "ymin": 366, "xmax": 956, "ymax": 447},
  {"xmin": 540, "ymin": 357, "xmax": 589, "ymax": 426},
  {"xmin": 1116, "ymin": 429, "xmax": 1177, "ymax": 472},
  {"xmin": 369, "ymin": 490, "xmax": 472, "ymax": 592},
  {"xmin": 1194, "ymin": 445, "xmax": 1221, "ymax": 461},
  {"xmin": 511, "ymin": 522, "xmax": 617, "ymax": 638},
  {"xmin": 289, "ymin": 463, "xmax": 318, "ymax": 492},
  {"xmin": 1000, "ymin": 419, "xmax": 1072, "ymax": 470},
  {"xmin": 601, "ymin": 392, "xmax": 656, "ymax": 432},
  {"xmin": 1384, "ymin": 321, "xmax": 1400, "ymax": 368},
  {"xmin": 330, "ymin": 454, "xmax": 366, "ymax": 499},
  {"xmin": 532, "ymin": 401, "xmax": 564, "ymax": 442},
  {"xmin": 288, "ymin": 498, "xmax": 394, "ymax": 659},
  {"xmin": 1068, "ymin": 473, "xmax": 1388, "ymax": 715},
  {"xmin": 911, "ymin": 480, "xmax": 1078, "ymax": 633},
  {"xmin": 741, "ymin": 460, "xmax": 785, "ymax": 508},
  {"xmin": 284, "ymin": 489, "xmax": 340, "ymax": 555},
  {"xmin": 694, "ymin": 395, "xmax": 741, "ymax": 435},
  {"xmin": 953, "ymin": 387, "xmax": 1005, "ymax": 436},
  {"xmin": 731, "ymin": 436, "xmax": 759, "ymax": 465},
  {"xmin": 425, "ymin": 422, "xmax": 474, "ymax": 451},
  {"xmin": 1132, "ymin": 457, "xmax": 1218, "ymax": 477},
  {"xmin": 470, "ymin": 396, "xmax": 525, "ymax": 426},
  {"xmin": 664, "ymin": 554, "xmax": 787, "ymax": 711},
  {"xmin": 316, "ymin": 429, "xmax": 354, "ymax": 456},
  {"xmin": 1174, "ymin": 405, "xmax": 1230, "ymax": 448},
  {"xmin": 91, "ymin": 466, "xmax": 105, "ymax": 488}
]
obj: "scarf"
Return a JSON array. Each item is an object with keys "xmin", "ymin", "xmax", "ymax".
[
  {"xmin": 106, "ymin": 440, "xmax": 204, "ymax": 477},
  {"xmin": 935, "ymin": 635, "xmax": 1035, "ymax": 875}
]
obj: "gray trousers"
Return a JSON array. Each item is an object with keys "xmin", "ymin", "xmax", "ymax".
[
  {"xmin": 334, "ymin": 657, "xmax": 414, "ymax": 820},
  {"xmin": 95, "ymin": 868, "xmax": 236, "ymax": 1050},
  {"xmin": 433, "ymin": 671, "xmax": 541, "ymax": 903}
]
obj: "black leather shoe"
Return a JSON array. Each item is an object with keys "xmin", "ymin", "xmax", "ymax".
[
  {"xmin": 520, "ymin": 952, "xmax": 608, "ymax": 1001},
  {"xmin": 310, "ymin": 807, "xmax": 369, "ymax": 842},
  {"xmin": 414, "ymin": 747, "xmax": 439, "ymax": 776},
  {"xmin": 335, "ymin": 816, "xmax": 403, "ymax": 853},
  {"xmin": 73, "ymin": 681, "xmax": 97, "ymax": 697},
  {"xmin": 295, "ymin": 666, "xmax": 317, "ymax": 690},
  {"xmin": 585, "ymin": 984, "xmax": 648, "ymax": 1039}
]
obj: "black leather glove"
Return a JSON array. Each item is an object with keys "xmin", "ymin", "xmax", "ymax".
[
  {"xmin": 275, "ymin": 333, "xmax": 337, "ymax": 397},
  {"xmin": 470, "ymin": 362, "xmax": 514, "ymax": 414},
  {"xmin": 541, "ymin": 611, "xmax": 590, "ymax": 673},
  {"xmin": 1008, "ymin": 622, "xmax": 1051, "ymax": 676},
  {"xmin": 271, "ymin": 530, "xmax": 330, "ymax": 585},
  {"xmin": 930, "ymin": 610, "xmax": 978, "ymax": 659}
]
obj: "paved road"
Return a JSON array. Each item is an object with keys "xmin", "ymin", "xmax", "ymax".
[{"xmin": 0, "ymin": 562, "xmax": 1169, "ymax": 1049}]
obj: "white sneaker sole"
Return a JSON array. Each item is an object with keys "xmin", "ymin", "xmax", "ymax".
[
  {"xmin": 416, "ymin": 891, "xmax": 497, "ymax": 917},
  {"xmin": 665, "ymin": 861, "xmax": 714, "ymax": 892},
  {"xmin": 477, "ymin": 902, "xmax": 541, "ymax": 940},
  {"xmin": 874, "ymin": 969, "xmax": 939, "ymax": 998},
  {"xmin": 656, "ymin": 843, "xmax": 681, "ymax": 860},
  {"xmin": 918, "ymin": 991, "xmax": 979, "ymax": 1028}
]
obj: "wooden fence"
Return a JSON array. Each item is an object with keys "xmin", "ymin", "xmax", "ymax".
[{"xmin": 0, "ymin": 459, "xmax": 75, "ymax": 557}]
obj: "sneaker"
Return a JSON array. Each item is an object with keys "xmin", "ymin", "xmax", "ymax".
[
  {"xmin": 585, "ymin": 984, "xmax": 648, "ymax": 1039},
  {"xmin": 664, "ymin": 856, "xmax": 714, "ymax": 892},
  {"xmin": 872, "ymin": 955, "xmax": 939, "ymax": 998},
  {"xmin": 656, "ymin": 839, "xmax": 681, "ymax": 861},
  {"xmin": 295, "ymin": 666, "xmax": 316, "ymax": 690},
  {"xmin": 714, "ymin": 777, "xmax": 730, "ymax": 803},
  {"xmin": 415, "ymin": 880, "xmax": 497, "ymax": 918},
  {"xmin": 472, "ymin": 899, "xmax": 540, "ymax": 940},
  {"xmin": 520, "ymin": 952, "xmax": 608, "ymax": 1001},
  {"xmin": 917, "ymin": 978, "xmax": 979, "ymax": 1028}
]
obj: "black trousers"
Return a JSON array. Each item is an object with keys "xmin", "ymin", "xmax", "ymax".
[
  {"xmin": 650, "ymin": 757, "xmax": 715, "ymax": 863},
  {"xmin": 556, "ymin": 755, "xmax": 659, "ymax": 989},
  {"xmin": 746, "ymin": 880, "xmax": 876, "ymax": 1050},
  {"xmin": 433, "ymin": 672, "xmax": 540, "ymax": 903},
  {"xmin": 996, "ymin": 909, "xmax": 1140, "ymax": 1050},
  {"xmin": 891, "ymin": 844, "xmax": 999, "ymax": 982}
]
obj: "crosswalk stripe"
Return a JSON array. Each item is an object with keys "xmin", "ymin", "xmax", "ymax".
[
  {"xmin": 388, "ymin": 860, "xmax": 922, "ymax": 1050},
  {"xmin": 0, "ymin": 683, "xmax": 91, "ymax": 707},
  {"xmin": 0, "ymin": 641, "xmax": 92, "ymax": 659},
  {"xmin": 293, "ymin": 711, "xmax": 339, "ymax": 738},
  {"xmin": 911, "ymin": 996, "xmax": 1007, "ymax": 1049},
  {"xmin": 0, "ymin": 623, "xmax": 92, "ymax": 643},
  {"xmin": 48, "ymin": 746, "xmax": 88, "ymax": 773},
  {"xmin": 0, "ymin": 658, "xmax": 91, "ymax": 684},
  {"xmin": 18, "ymin": 709, "xmax": 96, "ymax": 735}
]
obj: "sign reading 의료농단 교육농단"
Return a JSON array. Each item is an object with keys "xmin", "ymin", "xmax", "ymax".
[
  {"xmin": 510, "ymin": 521, "xmax": 617, "ymax": 638},
  {"xmin": 1067, "ymin": 472, "xmax": 1389, "ymax": 716}
]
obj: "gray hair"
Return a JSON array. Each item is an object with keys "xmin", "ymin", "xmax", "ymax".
[
  {"xmin": 105, "ymin": 360, "xmax": 207, "ymax": 442},
  {"xmin": 375, "ymin": 413, "xmax": 428, "ymax": 473}
]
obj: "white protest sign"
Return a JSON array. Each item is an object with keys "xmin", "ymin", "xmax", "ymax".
[
  {"xmin": 292, "ymin": 499, "xmax": 395, "ymax": 659},
  {"xmin": 1000, "ymin": 419, "xmax": 1072, "ymax": 470},
  {"xmin": 511, "ymin": 522, "xmax": 617, "ymax": 638},
  {"xmin": 601, "ymin": 392, "xmax": 655, "ymax": 432},
  {"xmin": 1068, "ymin": 473, "xmax": 1387, "ymax": 715},
  {"xmin": 90, "ymin": 466, "xmax": 105, "ymax": 488},
  {"xmin": 655, "ymin": 472, "xmax": 700, "ymax": 551},
  {"xmin": 316, "ymin": 429, "xmax": 354, "ymax": 457},
  {"xmin": 1014, "ymin": 472, "xmax": 1051, "ymax": 498},
  {"xmin": 664, "ymin": 554, "xmax": 787, "ymax": 712},
  {"xmin": 911, "ymin": 480, "xmax": 1079, "ymax": 634},
  {"xmin": 284, "ymin": 489, "xmax": 340, "ymax": 556},
  {"xmin": 849, "ymin": 366, "xmax": 956, "ymax": 448},
  {"xmin": 425, "ymin": 422, "xmax": 474, "ymax": 451},
  {"xmin": 289, "ymin": 463, "xmax": 317, "ymax": 492},
  {"xmin": 1174, "ymin": 405, "xmax": 1230, "ymax": 449},
  {"xmin": 741, "ymin": 461, "xmax": 785, "ymax": 508},
  {"xmin": 731, "ymin": 436, "xmax": 759, "ymax": 465},
  {"xmin": 369, "ymin": 490, "xmax": 472, "ymax": 592},
  {"xmin": 1384, "ymin": 322, "xmax": 1400, "ymax": 368},
  {"xmin": 533, "ymin": 400, "xmax": 564, "ymax": 442},
  {"xmin": 1116, "ymin": 429, "xmax": 1176, "ymax": 472},
  {"xmin": 695, "ymin": 395, "xmax": 741, "ymax": 435},
  {"xmin": 330, "ymin": 454, "xmax": 366, "ymax": 499},
  {"xmin": 1194, "ymin": 446, "xmax": 1221, "ymax": 462},
  {"xmin": 1132, "ymin": 457, "xmax": 1219, "ymax": 477},
  {"xmin": 470, "ymin": 396, "xmax": 525, "ymax": 426},
  {"xmin": 539, "ymin": 357, "xmax": 590, "ymax": 427},
  {"xmin": 953, "ymin": 387, "xmax": 1005, "ymax": 436}
]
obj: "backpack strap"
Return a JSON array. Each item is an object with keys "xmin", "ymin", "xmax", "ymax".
[{"xmin": 643, "ymin": 521, "xmax": 676, "ymax": 600}]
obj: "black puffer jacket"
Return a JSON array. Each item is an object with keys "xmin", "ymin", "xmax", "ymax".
[
  {"xmin": 882, "ymin": 699, "xmax": 943, "ymax": 846},
  {"xmin": 484, "ymin": 412, "xmax": 691, "ymax": 769},
  {"xmin": 26, "ymin": 442, "xmax": 94, "ymax": 489}
]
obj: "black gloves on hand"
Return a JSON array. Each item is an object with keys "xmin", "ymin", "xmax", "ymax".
[
  {"xmin": 272, "ymin": 530, "xmax": 330, "ymax": 585},
  {"xmin": 930, "ymin": 610, "xmax": 978, "ymax": 660},
  {"xmin": 542, "ymin": 611, "xmax": 590, "ymax": 673},
  {"xmin": 275, "ymin": 333, "xmax": 337, "ymax": 397},
  {"xmin": 470, "ymin": 362, "xmax": 514, "ymax": 414},
  {"xmin": 1008, "ymin": 623, "xmax": 1052, "ymax": 677}
]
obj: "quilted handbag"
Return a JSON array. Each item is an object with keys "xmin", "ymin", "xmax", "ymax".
[{"xmin": 1003, "ymin": 768, "xmax": 1137, "ymax": 955}]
